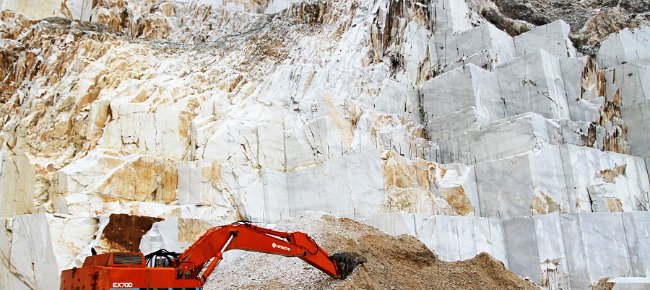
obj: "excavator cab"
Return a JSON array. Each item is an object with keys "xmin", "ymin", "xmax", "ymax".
[{"xmin": 60, "ymin": 222, "xmax": 364, "ymax": 290}]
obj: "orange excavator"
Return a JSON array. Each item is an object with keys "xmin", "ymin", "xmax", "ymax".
[{"xmin": 60, "ymin": 221, "xmax": 364, "ymax": 289}]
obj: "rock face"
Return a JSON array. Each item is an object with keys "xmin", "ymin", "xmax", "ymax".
[
  {"xmin": 0, "ymin": 0, "xmax": 649, "ymax": 289},
  {"xmin": 489, "ymin": 0, "xmax": 650, "ymax": 35},
  {"xmin": 0, "ymin": 0, "xmax": 94, "ymax": 20},
  {"xmin": 366, "ymin": 212, "xmax": 650, "ymax": 290}
]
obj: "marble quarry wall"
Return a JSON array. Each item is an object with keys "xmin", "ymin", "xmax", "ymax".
[{"xmin": 0, "ymin": 0, "xmax": 648, "ymax": 289}]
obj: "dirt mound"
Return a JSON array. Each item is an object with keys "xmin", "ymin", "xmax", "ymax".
[{"xmin": 205, "ymin": 213, "xmax": 537, "ymax": 290}]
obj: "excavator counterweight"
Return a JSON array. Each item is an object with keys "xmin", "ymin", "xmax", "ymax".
[{"xmin": 60, "ymin": 222, "xmax": 365, "ymax": 290}]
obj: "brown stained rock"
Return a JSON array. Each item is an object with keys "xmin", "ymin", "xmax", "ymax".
[
  {"xmin": 102, "ymin": 213, "xmax": 162, "ymax": 252},
  {"xmin": 383, "ymin": 150, "xmax": 447, "ymax": 191},
  {"xmin": 593, "ymin": 277, "xmax": 616, "ymax": 290},
  {"xmin": 413, "ymin": 159, "xmax": 434, "ymax": 188},
  {"xmin": 159, "ymin": 2, "xmax": 176, "ymax": 17},
  {"xmin": 178, "ymin": 218, "xmax": 215, "ymax": 246},
  {"xmin": 141, "ymin": 14, "xmax": 171, "ymax": 39},
  {"xmin": 0, "ymin": 11, "xmax": 34, "ymax": 39},
  {"xmin": 200, "ymin": 161, "xmax": 224, "ymax": 190},
  {"xmin": 580, "ymin": 58, "xmax": 606, "ymax": 99},
  {"xmin": 382, "ymin": 151, "xmax": 464, "ymax": 215},
  {"xmin": 577, "ymin": 58, "xmax": 629, "ymax": 154},
  {"xmin": 384, "ymin": 188, "xmax": 428, "ymax": 212},
  {"xmin": 441, "ymin": 186, "xmax": 474, "ymax": 216},
  {"xmin": 382, "ymin": 150, "xmax": 416, "ymax": 189},
  {"xmin": 217, "ymin": 74, "xmax": 244, "ymax": 93},
  {"xmin": 368, "ymin": 114, "xmax": 396, "ymax": 145},
  {"xmin": 97, "ymin": 157, "xmax": 178, "ymax": 203},
  {"xmin": 178, "ymin": 110, "xmax": 194, "ymax": 143},
  {"xmin": 599, "ymin": 164, "xmax": 627, "ymax": 183},
  {"xmin": 324, "ymin": 94, "xmax": 354, "ymax": 149},
  {"xmin": 531, "ymin": 191, "xmax": 561, "ymax": 215},
  {"xmin": 0, "ymin": 15, "xmax": 118, "ymax": 189},
  {"xmin": 290, "ymin": 1, "xmax": 332, "ymax": 26},
  {"xmin": 578, "ymin": 7, "xmax": 649, "ymax": 46},
  {"xmin": 530, "ymin": 195, "xmax": 546, "ymax": 215},
  {"xmin": 605, "ymin": 198, "xmax": 624, "ymax": 212},
  {"xmin": 481, "ymin": 8, "xmax": 533, "ymax": 36}
]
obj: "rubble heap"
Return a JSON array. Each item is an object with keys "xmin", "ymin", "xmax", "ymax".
[
  {"xmin": 0, "ymin": 0, "xmax": 648, "ymax": 289},
  {"xmin": 205, "ymin": 212, "xmax": 537, "ymax": 290}
]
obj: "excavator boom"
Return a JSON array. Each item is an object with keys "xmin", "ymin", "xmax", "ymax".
[{"xmin": 60, "ymin": 222, "xmax": 364, "ymax": 289}]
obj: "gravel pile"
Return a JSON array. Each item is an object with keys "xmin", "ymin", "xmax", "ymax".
[{"xmin": 204, "ymin": 212, "xmax": 538, "ymax": 290}]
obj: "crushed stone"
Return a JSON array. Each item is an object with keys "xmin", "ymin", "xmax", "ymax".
[{"xmin": 204, "ymin": 212, "xmax": 538, "ymax": 290}]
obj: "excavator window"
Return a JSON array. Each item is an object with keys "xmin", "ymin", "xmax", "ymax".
[{"xmin": 113, "ymin": 253, "xmax": 143, "ymax": 265}]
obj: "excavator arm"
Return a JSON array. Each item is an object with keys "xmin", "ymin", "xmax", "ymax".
[{"xmin": 175, "ymin": 222, "xmax": 364, "ymax": 285}]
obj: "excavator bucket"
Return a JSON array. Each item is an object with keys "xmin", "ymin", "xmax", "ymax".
[{"xmin": 329, "ymin": 252, "xmax": 366, "ymax": 278}]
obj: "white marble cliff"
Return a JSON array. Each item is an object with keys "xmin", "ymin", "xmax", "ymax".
[{"xmin": 0, "ymin": 0, "xmax": 648, "ymax": 289}]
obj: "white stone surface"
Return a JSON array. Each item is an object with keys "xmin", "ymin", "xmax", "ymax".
[
  {"xmin": 422, "ymin": 48, "xmax": 595, "ymax": 132},
  {"xmin": 597, "ymin": 26, "xmax": 650, "ymax": 68},
  {"xmin": 0, "ymin": 151, "xmax": 35, "ymax": 217},
  {"xmin": 364, "ymin": 213, "xmax": 508, "ymax": 265},
  {"xmin": 431, "ymin": 0, "xmax": 475, "ymax": 35},
  {"xmin": 496, "ymin": 49, "xmax": 572, "ymax": 120},
  {"xmin": 265, "ymin": 0, "xmax": 302, "ymax": 14},
  {"xmin": 560, "ymin": 144, "xmax": 650, "ymax": 213},
  {"xmin": 561, "ymin": 213, "xmax": 632, "ymax": 289},
  {"xmin": 435, "ymin": 22, "xmax": 516, "ymax": 72},
  {"xmin": 476, "ymin": 144, "xmax": 649, "ymax": 219},
  {"xmin": 622, "ymin": 212, "xmax": 650, "ymax": 277},
  {"xmin": 47, "ymin": 215, "xmax": 98, "ymax": 270},
  {"xmin": 476, "ymin": 145, "xmax": 570, "ymax": 219},
  {"xmin": 514, "ymin": 20, "xmax": 576, "ymax": 58},
  {"xmin": 140, "ymin": 218, "xmax": 181, "ymax": 255},
  {"xmin": 610, "ymin": 277, "xmax": 650, "ymax": 290},
  {"xmin": 502, "ymin": 212, "xmax": 650, "ymax": 289},
  {"xmin": 177, "ymin": 160, "xmax": 241, "ymax": 221},
  {"xmin": 0, "ymin": 0, "xmax": 93, "ymax": 20},
  {"xmin": 0, "ymin": 215, "xmax": 60, "ymax": 290},
  {"xmin": 1, "ymin": 0, "xmax": 650, "ymax": 289},
  {"xmin": 101, "ymin": 102, "xmax": 189, "ymax": 159},
  {"xmin": 0, "ymin": 0, "xmax": 65, "ymax": 19},
  {"xmin": 286, "ymin": 149, "xmax": 385, "ymax": 219},
  {"xmin": 420, "ymin": 64, "xmax": 499, "ymax": 126},
  {"xmin": 503, "ymin": 214, "xmax": 570, "ymax": 289}
]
